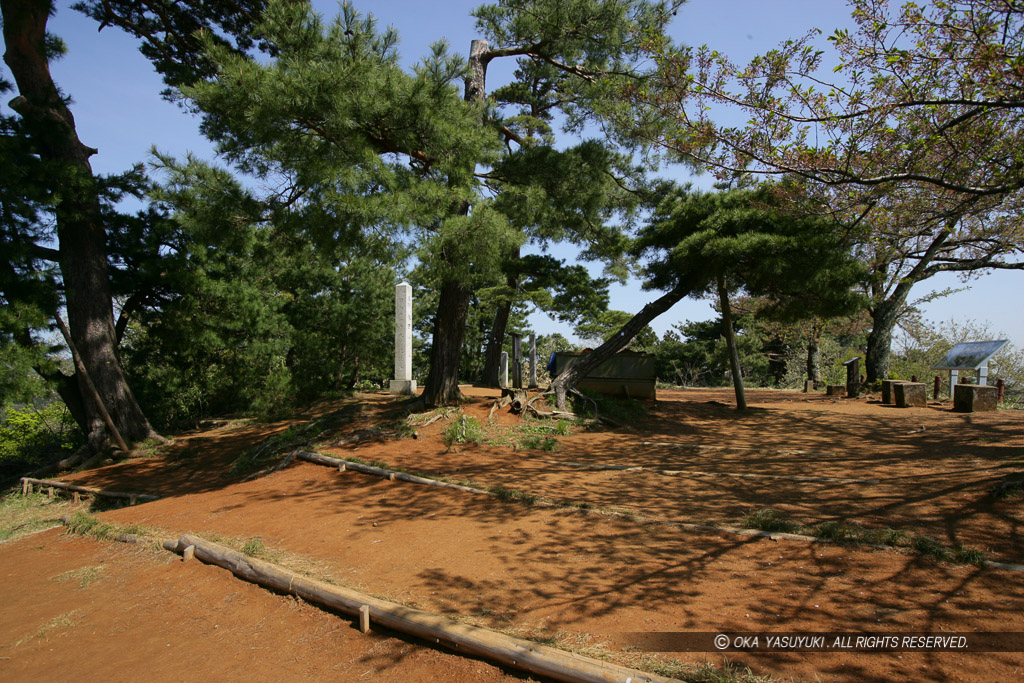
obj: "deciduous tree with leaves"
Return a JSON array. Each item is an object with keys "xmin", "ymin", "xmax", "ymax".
[{"xmin": 623, "ymin": 0, "xmax": 1024, "ymax": 381}]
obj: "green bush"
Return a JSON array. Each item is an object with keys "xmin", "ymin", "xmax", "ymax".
[{"xmin": 0, "ymin": 402, "xmax": 82, "ymax": 475}]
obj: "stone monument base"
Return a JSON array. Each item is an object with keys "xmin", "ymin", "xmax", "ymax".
[
  {"xmin": 389, "ymin": 380, "xmax": 417, "ymax": 395},
  {"xmin": 953, "ymin": 384, "xmax": 998, "ymax": 412},
  {"xmin": 894, "ymin": 382, "xmax": 927, "ymax": 408}
]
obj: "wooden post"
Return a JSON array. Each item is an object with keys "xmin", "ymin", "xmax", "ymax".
[{"xmin": 359, "ymin": 604, "xmax": 370, "ymax": 634}]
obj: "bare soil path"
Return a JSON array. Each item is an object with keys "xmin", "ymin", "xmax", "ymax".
[{"xmin": 2, "ymin": 386, "xmax": 1022, "ymax": 682}]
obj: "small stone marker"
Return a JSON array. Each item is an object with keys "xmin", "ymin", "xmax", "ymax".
[
  {"xmin": 826, "ymin": 385, "xmax": 846, "ymax": 397},
  {"xmin": 933, "ymin": 375, "xmax": 941, "ymax": 400},
  {"xmin": 359, "ymin": 604, "xmax": 370, "ymax": 634},
  {"xmin": 997, "ymin": 378, "xmax": 1006, "ymax": 402},
  {"xmin": 389, "ymin": 282, "xmax": 417, "ymax": 395},
  {"xmin": 183, "ymin": 545, "xmax": 196, "ymax": 562},
  {"xmin": 803, "ymin": 379, "xmax": 815, "ymax": 393},
  {"xmin": 894, "ymin": 382, "xmax": 927, "ymax": 408},
  {"xmin": 499, "ymin": 351, "xmax": 509, "ymax": 388},
  {"xmin": 953, "ymin": 384, "xmax": 999, "ymax": 412},
  {"xmin": 843, "ymin": 357, "xmax": 861, "ymax": 398}
]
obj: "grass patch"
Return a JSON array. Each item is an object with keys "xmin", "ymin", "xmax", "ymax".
[
  {"xmin": 0, "ymin": 490, "xmax": 87, "ymax": 543},
  {"xmin": 518, "ymin": 434, "xmax": 560, "ymax": 452},
  {"xmin": 61, "ymin": 511, "xmax": 148, "ymax": 541},
  {"xmin": 489, "ymin": 484, "xmax": 536, "ymax": 506},
  {"xmin": 742, "ymin": 508, "xmax": 801, "ymax": 534},
  {"xmin": 442, "ymin": 415, "xmax": 485, "ymax": 447},
  {"xmin": 952, "ymin": 545, "xmax": 988, "ymax": 567},
  {"xmin": 859, "ymin": 526, "xmax": 908, "ymax": 547},
  {"xmin": 911, "ymin": 535, "xmax": 952, "ymax": 562},
  {"xmin": 54, "ymin": 565, "xmax": 106, "ymax": 588},
  {"xmin": 241, "ymin": 537, "xmax": 270, "ymax": 558}
]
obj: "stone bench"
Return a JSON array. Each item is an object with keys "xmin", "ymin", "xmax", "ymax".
[
  {"xmin": 953, "ymin": 384, "xmax": 998, "ymax": 412},
  {"xmin": 894, "ymin": 382, "xmax": 927, "ymax": 408}
]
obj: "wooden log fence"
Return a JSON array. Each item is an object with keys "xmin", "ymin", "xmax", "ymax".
[
  {"xmin": 20, "ymin": 477, "xmax": 158, "ymax": 504},
  {"xmin": 163, "ymin": 533, "xmax": 676, "ymax": 683},
  {"xmin": 295, "ymin": 451, "xmax": 490, "ymax": 497}
]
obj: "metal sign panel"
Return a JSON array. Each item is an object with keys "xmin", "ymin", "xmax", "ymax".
[{"xmin": 932, "ymin": 340, "xmax": 1009, "ymax": 370}]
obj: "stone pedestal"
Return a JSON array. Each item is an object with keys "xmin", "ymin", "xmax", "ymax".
[
  {"xmin": 390, "ymin": 282, "xmax": 416, "ymax": 395},
  {"xmin": 953, "ymin": 384, "xmax": 998, "ymax": 412},
  {"xmin": 881, "ymin": 379, "xmax": 905, "ymax": 405},
  {"xmin": 894, "ymin": 382, "xmax": 927, "ymax": 408},
  {"xmin": 843, "ymin": 357, "xmax": 861, "ymax": 398},
  {"xmin": 826, "ymin": 385, "xmax": 846, "ymax": 397}
]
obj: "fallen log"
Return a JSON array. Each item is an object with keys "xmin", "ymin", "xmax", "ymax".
[
  {"xmin": 163, "ymin": 534, "xmax": 676, "ymax": 683},
  {"xmin": 20, "ymin": 477, "xmax": 158, "ymax": 503},
  {"xmin": 296, "ymin": 451, "xmax": 488, "ymax": 497}
]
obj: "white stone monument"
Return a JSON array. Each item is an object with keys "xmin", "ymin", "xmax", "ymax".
[
  {"xmin": 389, "ymin": 282, "xmax": 416, "ymax": 395},
  {"xmin": 499, "ymin": 351, "xmax": 509, "ymax": 388}
]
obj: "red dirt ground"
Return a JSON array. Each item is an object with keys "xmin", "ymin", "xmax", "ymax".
[{"xmin": 2, "ymin": 386, "xmax": 1023, "ymax": 682}]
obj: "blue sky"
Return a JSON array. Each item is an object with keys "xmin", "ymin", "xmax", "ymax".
[{"xmin": 19, "ymin": 0, "xmax": 1024, "ymax": 349}]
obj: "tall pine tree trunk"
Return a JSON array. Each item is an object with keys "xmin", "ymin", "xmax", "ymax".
[
  {"xmin": 3, "ymin": 0, "xmax": 159, "ymax": 448},
  {"xmin": 420, "ymin": 39, "xmax": 489, "ymax": 406},
  {"xmin": 421, "ymin": 280, "xmax": 472, "ymax": 406},
  {"xmin": 481, "ymin": 247, "xmax": 521, "ymax": 387},
  {"xmin": 717, "ymin": 273, "xmax": 747, "ymax": 411}
]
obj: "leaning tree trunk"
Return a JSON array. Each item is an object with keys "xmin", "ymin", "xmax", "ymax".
[
  {"xmin": 717, "ymin": 274, "xmax": 747, "ymax": 411},
  {"xmin": 550, "ymin": 281, "xmax": 690, "ymax": 410},
  {"xmin": 3, "ymin": 0, "xmax": 159, "ymax": 449}
]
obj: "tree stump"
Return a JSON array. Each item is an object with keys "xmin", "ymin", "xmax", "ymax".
[{"xmin": 501, "ymin": 388, "xmax": 530, "ymax": 414}]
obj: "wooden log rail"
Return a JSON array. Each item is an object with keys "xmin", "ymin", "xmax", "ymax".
[
  {"xmin": 20, "ymin": 477, "xmax": 158, "ymax": 504},
  {"xmin": 296, "ymin": 451, "xmax": 490, "ymax": 497},
  {"xmin": 163, "ymin": 534, "xmax": 677, "ymax": 683}
]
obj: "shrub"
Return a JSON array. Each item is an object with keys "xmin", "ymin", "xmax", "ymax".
[{"xmin": 0, "ymin": 402, "xmax": 82, "ymax": 478}]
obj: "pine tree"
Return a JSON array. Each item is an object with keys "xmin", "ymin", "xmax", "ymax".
[{"xmin": 550, "ymin": 183, "xmax": 867, "ymax": 409}]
